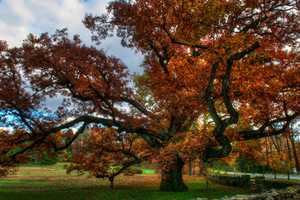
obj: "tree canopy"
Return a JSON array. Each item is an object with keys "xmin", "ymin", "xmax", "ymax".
[{"xmin": 0, "ymin": 0, "xmax": 299, "ymax": 191}]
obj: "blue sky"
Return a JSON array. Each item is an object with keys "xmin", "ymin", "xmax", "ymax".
[{"xmin": 0, "ymin": 0, "xmax": 143, "ymax": 73}]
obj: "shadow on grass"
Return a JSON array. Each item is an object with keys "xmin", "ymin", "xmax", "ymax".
[{"xmin": 0, "ymin": 178, "xmax": 249, "ymax": 200}]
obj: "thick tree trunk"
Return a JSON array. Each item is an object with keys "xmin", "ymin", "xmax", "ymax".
[{"xmin": 160, "ymin": 153, "xmax": 188, "ymax": 192}]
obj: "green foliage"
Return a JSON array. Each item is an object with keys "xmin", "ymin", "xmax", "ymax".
[
  {"xmin": 208, "ymin": 160, "xmax": 234, "ymax": 172},
  {"xmin": 235, "ymin": 156, "xmax": 272, "ymax": 173},
  {"xmin": 29, "ymin": 151, "xmax": 58, "ymax": 166},
  {"xmin": 132, "ymin": 73, "xmax": 156, "ymax": 109},
  {"xmin": 123, "ymin": 166, "xmax": 143, "ymax": 175},
  {"xmin": 6, "ymin": 146, "xmax": 25, "ymax": 157},
  {"xmin": 63, "ymin": 147, "xmax": 73, "ymax": 162}
]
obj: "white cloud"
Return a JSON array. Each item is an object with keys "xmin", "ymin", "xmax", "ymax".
[
  {"xmin": 0, "ymin": 0, "xmax": 92, "ymax": 46},
  {"xmin": 0, "ymin": 0, "xmax": 110, "ymax": 45},
  {"xmin": 0, "ymin": 20, "xmax": 29, "ymax": 47},
  {"xmin": 0, "ymin": 0, "xmax": 143, "ymax": 73},
  {"xmin": 0, "ymin": 0, "xmax": 144, "ymax": 112},
  {"xmin": 7, "ymin": 0, "xmax": 34, "ymax": 24}
]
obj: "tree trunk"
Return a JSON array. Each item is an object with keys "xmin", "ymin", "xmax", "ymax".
[
  {"xmin": 289, "ymin": 133, "xmax": 300, "ymax": 173},
  {"xmin": 109, "ymin": 177, "xmax": 114, "ymax": 189},
  {"xmin": 265, "ymin": 138, "xmax": 270, "ymax": 169},
  {"xmin": 285, "ymin": 133, "xmax": 292, "ymax": 180},
  {"xmin": 160, "ymin": 153, "xmax": 188, "ymax": 192},
  {"xmin": 188, "ymin": 158, "xmax": 193, "ymax": 176}
]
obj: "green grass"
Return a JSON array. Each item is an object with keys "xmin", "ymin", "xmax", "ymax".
[
  {"xmin": 142, "ymin": 169, "xmax": 156, "ymax": 175},
  {"xmin": 0, "ymin": 163, "xmax": 250, "ymax": 200}
]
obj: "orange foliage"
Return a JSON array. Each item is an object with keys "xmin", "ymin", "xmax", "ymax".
[{"xmin": 0, "ymin": 1, "xmax": 299, "ymax": 189}]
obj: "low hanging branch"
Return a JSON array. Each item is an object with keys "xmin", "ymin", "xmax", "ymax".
[{"xmin": 238, "ymin": 113, "xmax": 299, "ymax": 141}]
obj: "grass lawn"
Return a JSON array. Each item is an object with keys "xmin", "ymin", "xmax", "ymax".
[{"xmin": 0, "ymin": 163, "xmax": 250, "ymax": 200}]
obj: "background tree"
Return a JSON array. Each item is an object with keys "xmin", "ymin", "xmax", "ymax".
[{"xmin": 67, "ymin": 128, "xmax": 152, "ymax": 189}]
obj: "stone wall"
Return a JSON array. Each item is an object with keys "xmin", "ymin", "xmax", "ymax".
[
  {"xmin": 207, "ymin": 175, "xmax": 251, "ymax": 188},
  {"xmin": 195, "ymin": 187, "xmax": 300, "ymax": 200},
  {"xmin": 252, "ymin": 176, "xmax": 300, "ymax": 192},
  {"xmin": 208, "ymin": 174, "xmax": 300, "ymax": 192}
]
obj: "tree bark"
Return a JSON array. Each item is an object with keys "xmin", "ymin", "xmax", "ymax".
[
  {"xmin": 285, "ymin": 133, "xmax": 292, "ymax": 179},
  {"xmin": 109, "ymin": 177, "xmax": 114, "ymax": 189},
  {"xmin": 289, "ymin": 133, "xmax": 300, "ymax": 173},
  {"xmin": 160, "ymin": 153, "xmax": 188, "ymax": 192},
  {"xmin": 188, "ymin": 158, "xmax": 193, "ymax": 176},
  {"xmin": 265, "ymin": 138, "xmax": 270, "ymax": 169}
]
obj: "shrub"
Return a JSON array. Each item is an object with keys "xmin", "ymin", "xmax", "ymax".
[
  {"xmin": 208, "ymin": 160, "xmax": 234, "ymax": 172},
  {"xmin": 235, "ymin": 156, "xmax": 272, "ymax": 173},
  {"xmin": 208, "ymin": 174, "xmax": 251, "ymax": 188},
  {"xmin": 30, "ymin": 151, "xmax": 58, "ymax": 165},
  {"xmin": 0, "ymin": 166, "xmax": 16, "ymax": 177},
  {"xmin": 123, "ymin": 167, "xmax": 143, "ymax": 176}
]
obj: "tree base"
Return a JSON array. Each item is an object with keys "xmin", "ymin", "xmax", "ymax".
[
  {"xmin": 159, "ymin": 153, "xmax": 188, "ymax": 192},
  {"xmin": 160, "ymin": 180, "xmax": 188, "ymax": 192}
]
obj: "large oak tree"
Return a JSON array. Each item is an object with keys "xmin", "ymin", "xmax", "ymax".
[{"xmin": 0, "ymin": 0, "xmax": 299, "ymax": 191}]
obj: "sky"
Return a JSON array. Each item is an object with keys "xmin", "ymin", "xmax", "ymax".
[
  {"xmin": 0, "ymin": 0, "xmax": 145, "ymax": 111},
  {"xmin": 0, "ymin": 0, "xmax": 143, "ymax": 73}
]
